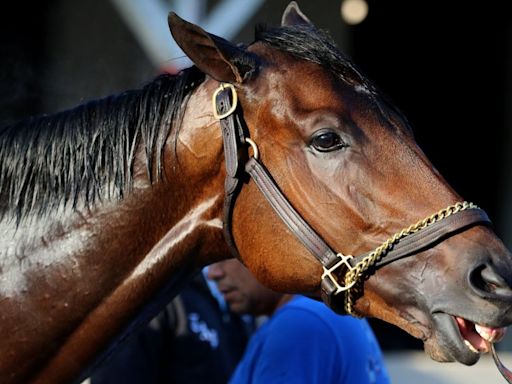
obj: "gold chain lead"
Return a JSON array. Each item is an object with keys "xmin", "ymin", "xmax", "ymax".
[{"xmin": 344, "ymin": 201, "xmax": 477, "ymax": 315}]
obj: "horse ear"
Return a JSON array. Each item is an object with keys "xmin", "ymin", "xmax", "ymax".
[
  {"xmin": 281, "ymin": 1, "xmax": 313, "ymax": 27},
  {"xmin": 168, "ymin": 12, "xmax": 256, "ymax": 84}
]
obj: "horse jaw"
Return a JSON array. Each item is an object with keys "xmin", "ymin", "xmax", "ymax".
[{"xmin": 354, "ymin": 230, "xmax": 512, "ymax": 366}]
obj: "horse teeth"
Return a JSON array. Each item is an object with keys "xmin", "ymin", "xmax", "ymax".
[
  {"xmin": 475, "ymin": 324, "xmax": 503, "ymax": 343},
  {"xmin": 464, "ymin": 340, "xmax": 480, "ymax": 354},
  {"xmin": 475, "ymin": 324, "xmax": 492, "ymax": 342}
]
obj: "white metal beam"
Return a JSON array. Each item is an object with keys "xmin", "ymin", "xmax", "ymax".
[
  {"xmin": 202, "ymin": 0, "xmax": 265, "ymax": 39},
  {"xmin": 110, "ymin": 0, "xmax": 265, "ymax": 72}
]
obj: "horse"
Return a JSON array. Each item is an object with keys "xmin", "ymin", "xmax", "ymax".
[{"xmin": 1, "ymin": 2, "xmax": 511, "ymax": 383}]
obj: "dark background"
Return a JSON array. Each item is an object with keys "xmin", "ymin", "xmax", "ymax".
[
  {"xmin": 1, "ymin": 0, "xmax": 510, "ymax": 351},
  {"xmin": 353, "ymin": 1, "xmax": 509, "ymax": 225},
  {"xmin": 350, "ymin": 0, "xmax": 511, "ymax": 349}
]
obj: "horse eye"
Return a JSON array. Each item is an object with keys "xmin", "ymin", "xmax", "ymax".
[{"xmin": 310, "ymin": 131, "xmax": 345, "ymax": 152}]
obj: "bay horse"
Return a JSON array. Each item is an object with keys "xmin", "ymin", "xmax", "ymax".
[{"xmin": 1, "ymin": 2, "xmax": 512, "ymax": 383}]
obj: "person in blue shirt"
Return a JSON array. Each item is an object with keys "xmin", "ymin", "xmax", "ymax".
[{"xmin": 207, "ymin": 259, "xmax": 391, "ymax": 384}]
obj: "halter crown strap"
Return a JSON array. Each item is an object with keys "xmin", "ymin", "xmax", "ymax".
[{"xmin": 213, "ymin": 83, "xmax": 492, "ymax": 316}]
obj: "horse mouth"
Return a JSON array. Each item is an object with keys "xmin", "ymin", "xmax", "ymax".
[{"xmin": 431, "ymin": 313, "xmax": 507, "ymax": 364}]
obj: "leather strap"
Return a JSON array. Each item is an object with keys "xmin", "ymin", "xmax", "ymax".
[
  {"xmin": 213, "ymin": 83, "xmax": 493, "ymax": 314},
  {"xmin": 351, "ymin": 208, "xmax": 492, "ymax": 268},
  {"xmin": 215, "ymin": 88, "xmax": 245, "ymax": 257},
  {"xmin": 245, "ymin": 153, "xmax": 492, "ymax": 309},
  {"xmin": 320, "ymin": 208, "xmax": 492, "ymax": 311},
  {"xmin": 245, "ymin": 157, "xmax": 339, "ymax": 265}
]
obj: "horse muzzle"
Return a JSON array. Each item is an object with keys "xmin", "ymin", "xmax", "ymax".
[
  {"xmin": 427, "ymin": 312, "xmax": 507, "ymax": 365},
  {"xmin": 425, "ymin": 248, "xmax": 512, "ymax": 365}
]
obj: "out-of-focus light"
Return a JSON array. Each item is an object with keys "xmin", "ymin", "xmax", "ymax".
[{"xmin": 340, "ymin": 0, "xmax": 369, "ymax": 25}]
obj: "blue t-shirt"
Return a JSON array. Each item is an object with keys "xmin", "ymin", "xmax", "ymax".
[{"xmin": 229, "ymin": 295, "xmax": 390, "ymax": 384}]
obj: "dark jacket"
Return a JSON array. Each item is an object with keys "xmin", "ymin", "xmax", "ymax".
[{"xmin": 90, "ymin": 273, "xmax": 251, "ymax": 384}]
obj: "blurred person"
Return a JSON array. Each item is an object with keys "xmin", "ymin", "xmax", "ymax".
[
  {"xmin": 88, "ymin": 270, "xmax": 252, "ymax": 384},
  {"xmin": 207, "ymin": 259, "xmax": 391, "ymax": 384}
]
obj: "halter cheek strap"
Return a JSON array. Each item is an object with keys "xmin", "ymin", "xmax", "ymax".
[
  {"xmin": 214, "ymin": 84, "xmax": 247, "ymax": 255},
  {"xmin": 213, "ymin": 83, "xmax": 492, "ymax": 316}
]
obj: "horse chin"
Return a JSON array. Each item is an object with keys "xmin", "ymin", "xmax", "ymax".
[{"xmin": 426, "ymin": 313, "xmax": 483, "ymax": 366}]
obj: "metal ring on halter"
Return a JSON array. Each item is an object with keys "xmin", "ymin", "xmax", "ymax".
[
  {"xmin": 245, "ymin": 138, "xmax": 259, "ymax": 160},
  {"xmin": 212, "ymin": 83, "xmax": 238, "ymax": 120},
  {"xmin": 321, "ymin": 253, "xmax": 356, "ymax": 294}
]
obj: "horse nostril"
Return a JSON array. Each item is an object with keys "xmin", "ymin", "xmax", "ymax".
[{"xmin": 469, "ymin": 264, "xmax": 512, "ymax": 299}]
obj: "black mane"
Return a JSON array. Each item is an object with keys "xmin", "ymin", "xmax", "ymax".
[
  {"xmin": 255, "ymin": 24, "xmax": 374, "ymax": 91},
  {"xmin": 0, "ymin": 23, "xmax": 409, "ymax": 224},
  {"xmin": 0, "ymin": 66, "xmax": 204, "ymax": 222}
]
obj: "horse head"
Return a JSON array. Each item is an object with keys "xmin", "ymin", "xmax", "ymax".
[
  {"xmin": 169, "ymin": 1, "xmax": 512, "ymax": 365},
  {"xmin": 2, "ymin": 3, "xmax": 511, "ymax": 383}
]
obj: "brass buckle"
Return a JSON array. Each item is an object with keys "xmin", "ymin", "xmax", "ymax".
[
  {"xmin": 212, "ymin": 83, "xmax": 238, "ymax": 120},
  {"xmin": 321, "ymin": 253, "xmax": 356, "ymax": 295},
  {"xmin": 245, "ymin": 138, "xmax": 259, "ymax": 160}
]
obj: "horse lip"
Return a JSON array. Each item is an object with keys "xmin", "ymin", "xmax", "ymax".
[{"xmin": 430, "ymin": 312, "xmax": 482, "ymax": 365}]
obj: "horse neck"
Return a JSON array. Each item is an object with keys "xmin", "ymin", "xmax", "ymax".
[
  {"xmin": 38, "ymin": 169, "xmax": 227, "ymax": 381},
  {"xmin": 0, "ymin": 79, "xmax": 229, "ymax": 383}
]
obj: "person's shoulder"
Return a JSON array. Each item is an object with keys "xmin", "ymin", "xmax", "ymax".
[
  {"xmin": 275, "ymin": 296, "xmax": 370, "ymax": 334},
  {"xmin": 278, "ymin": 295, "xmax": 340, "ymax": 321},
  {"xmin": 271, "ymin": 296, "xmax": 337, "ymax": 331},
  {"xmin": 260, "ymin": 297, "xmax": 346, "ymax": 361},
  {"xmin": 283, "ymin": 295, "xmax": 331, "ymax": 313}
]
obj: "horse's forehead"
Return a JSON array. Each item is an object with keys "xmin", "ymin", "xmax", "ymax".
[{"xmin": 253, "ymin": 54, "xmax": 354, "ymax": 113}]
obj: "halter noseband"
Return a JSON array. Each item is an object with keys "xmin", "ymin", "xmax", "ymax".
[{"xmin": 212, "ymin": 83, "xmax": 492, "ymax": 316}]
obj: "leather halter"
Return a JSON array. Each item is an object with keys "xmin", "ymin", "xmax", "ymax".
[{"xmin": 213, "ymin": 83, "xmax": 492, "ymax": 315}]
